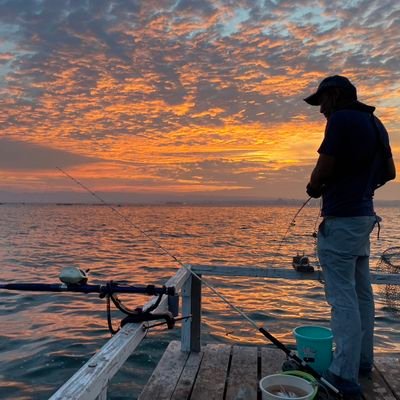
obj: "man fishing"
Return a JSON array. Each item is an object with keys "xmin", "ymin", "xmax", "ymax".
[{"xmin": 304, "ymin": 75, "xmax": 396, "ymax": 399}]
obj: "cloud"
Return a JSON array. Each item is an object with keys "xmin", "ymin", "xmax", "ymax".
[
  {"xmin": 0, "ymin": 0, "xmax": 398, "ymax": 199},
  {"xmin": 0, "ymin": 138, "xmax": 100, "ymax": 170}
]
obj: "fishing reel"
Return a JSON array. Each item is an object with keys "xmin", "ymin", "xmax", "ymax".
[{"xmin": 59, "ymin": 266, "xmax": 89, "ymax": 285}]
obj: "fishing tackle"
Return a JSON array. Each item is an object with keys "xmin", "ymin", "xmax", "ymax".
[
  {"xmin": 292, "ymin": 252, "xmax": 314, "ymax": 273},
  {"xmin": 0, "ymin": 266, "xmax": 180, "ymax": 335},
  {"xmin": 53, "ymin": 168, "xmax": 342, "ymax": 398},
  {"xmin": 59, "ymin": 266, "xmax": 89, "ymax": 284}
]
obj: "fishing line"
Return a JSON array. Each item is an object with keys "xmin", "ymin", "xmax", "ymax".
[
  {"xmin": 56, "ymin": 167, "xmax": 259, "ymax": 330},
  {"xmin": 246, "ymin": 196, "xmax": 313, "ymax": 268},
  {"xmin": 268, "ymin": 196, "xmax": 313, "ymax": 266},
  {"xmin": 312, "ymin": 198, "xmax": 323, "ymax": 280},
  {"xmin": 56, "ymin": 167, "xmax": 315, "ymax": 331},
  {"xmin": 57, "ymin": 167, "xmax": 340, "ymax": 396}
]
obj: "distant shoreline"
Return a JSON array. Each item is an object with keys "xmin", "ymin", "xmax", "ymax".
[{"xmin": 1, "ymin": 199, "xmax": 399, "ymax": 207}]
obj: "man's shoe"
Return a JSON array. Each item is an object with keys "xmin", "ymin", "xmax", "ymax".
[
  {"xmin": 359, "ymin": 364, "xmax": 373, "ymax": 378},
  {"xmin": 323, "ymin": 370, "xmax": 362, "ymax": 400}
]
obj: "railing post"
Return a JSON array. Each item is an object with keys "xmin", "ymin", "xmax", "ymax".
[{"xmin": 181, "ymin": 272, "xmax": 202, "ymax": 352}]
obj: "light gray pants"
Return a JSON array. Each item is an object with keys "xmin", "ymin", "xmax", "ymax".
[{"xmin": 317, "ymin": 216, "xmax": 377, "ymax": 383}]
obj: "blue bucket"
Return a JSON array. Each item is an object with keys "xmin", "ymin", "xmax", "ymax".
[{"xmin": 293, "ymin": 325, "xmax": 333, "ymax": 374}]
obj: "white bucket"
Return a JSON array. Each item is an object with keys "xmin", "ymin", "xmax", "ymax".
[{"xmin": 259, "ymin": 374, "xmax": 315, "ymax": 400}]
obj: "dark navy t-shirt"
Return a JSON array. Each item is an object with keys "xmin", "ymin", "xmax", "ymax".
[{"xmin": 318, "ymin": 107, "xmax": 392, "ymax": 217}]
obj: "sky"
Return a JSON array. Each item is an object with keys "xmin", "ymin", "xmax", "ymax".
[{"xmin": 0, "ymin": 0, "xmax": 399, "ymax": 203}]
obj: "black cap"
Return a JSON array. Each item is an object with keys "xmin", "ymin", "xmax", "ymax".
[{"xmin": 304, "ymin": 75, "xmax": 357, "ymax": 106}]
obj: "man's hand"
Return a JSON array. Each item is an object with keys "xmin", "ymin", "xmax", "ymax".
[
  {"xmin": 307, "ymin": 153, "xmax": 335, "ymax": 198},
  {"xmin": 306, "ymin": 183, "xmax": 323, "ymax": 198}
]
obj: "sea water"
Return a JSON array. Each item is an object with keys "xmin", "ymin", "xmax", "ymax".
[{"xmin": 0, "ymin": 204, "xmax": 399, "ymax": 399}]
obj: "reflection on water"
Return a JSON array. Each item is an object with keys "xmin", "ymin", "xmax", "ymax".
[{"xmin": 0, "ymin": 204, "xmax": 399, "ymax": 399}]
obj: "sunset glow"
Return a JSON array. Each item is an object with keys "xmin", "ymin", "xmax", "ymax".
[{"xmin": 0, "ymin": 0, "xmax": 399, "ymax": 202}]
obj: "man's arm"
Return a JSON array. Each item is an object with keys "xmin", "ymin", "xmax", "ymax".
[
  {"xmin": 385, "ymin": 157, "xmax": 396, "ymax": 182},
  {"xmin": 377, "ymin": 157, "xmax": 396, "ymax": 188},
  {"xmin": 307, "ymin": 153, "xmax": 335, "ymax": 198}
]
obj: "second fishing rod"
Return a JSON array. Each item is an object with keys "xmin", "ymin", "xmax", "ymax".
[{"xmin": 57, "ymin": 167, "xmax": 341, "ymax": 398}]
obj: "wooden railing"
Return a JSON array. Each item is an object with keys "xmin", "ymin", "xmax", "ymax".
[
  {"xmin": 49, "ymin": 265, "xmax": 399, "ymax": 399},
  {"xmin": 49, "ymin": 267, "xmax": 190, "ymax": 400}
]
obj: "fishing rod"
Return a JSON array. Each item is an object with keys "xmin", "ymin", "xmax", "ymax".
[
  {"xmin": 0, "ymin": 266, "xmax": 182, "ymax": 335},
  {"xmin": 53, "ymin": 167, "xmax": 341, "ymax": 397},
  {"xmin": 0, "ymin": 281, "xmax": 174, "ymax": 296}
]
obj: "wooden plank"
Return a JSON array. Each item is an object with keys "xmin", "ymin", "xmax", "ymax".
[
  {"xmin": 260, "ymin": 347, "xmax": 286, "ymax": 378},
  {"xmin": 190, "ymin": 265, "xmax": 400, "ymax": 285},
  {"xmin": 190, "ymin": 344, "xmax": 231, "ymax": 400},
  {"xmin": 138, "ymin": 341, "xmax": 189, "ymax": 400},
  {"xmin": 225, "ymin": 345, "xmax": 258, "ymax": 400},
  {"xmin": 50, "ymin": 322, "xmax": 149, "ymax": 400},
  {"xmin": 372, "ymin": 357, "xmax": 400, "ymax": 399},
  {"xmin": 193, "ymin": 265, "xmax": 323, "ymax": 281},
  {"xmin": 50, "ymin": 268, "xmax": 190, "ymax": 400},
  {"xmin": 138, "ymin": 342, "xmax": 400, "ymax": 400},
  {"xmin": 171, "ymin": 350, "xmax": 204, "ymax": 400},
  {"xmin": 359, "ymin": 369, "xmax": 396, "ymax": 400}
]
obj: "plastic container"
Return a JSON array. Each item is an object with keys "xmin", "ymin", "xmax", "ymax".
[
  {"xmin": 259, "ymin": 373, "xmax": 315, "ymax": 400},
  {"xmin": 293, "ymin": 325, "xmax": 333, "ymax": 374},
  {"xmin": 282, "ymin": 371, "xmax": 318, "ymax": 399}
]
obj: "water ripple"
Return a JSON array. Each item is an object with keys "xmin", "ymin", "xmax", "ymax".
[{"xmin": 0, "ymin": 204, "xmax": 399, "ymax": 399}]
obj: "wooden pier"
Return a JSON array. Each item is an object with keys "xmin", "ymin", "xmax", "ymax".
[
  {"xmin": 48, "ymin": 265, "xmax": 400, "ymax": 400},
  {"xmin": 139, "ymin": 341, "xmax": 400, "ymax": 400}
]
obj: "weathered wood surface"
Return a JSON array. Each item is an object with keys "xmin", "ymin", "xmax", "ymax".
[
  {"xmin": 363, "ymin": 356, "xmax": 400, "ymax": 400},
  {"xmin": 260, "ymin": 347, "xmax": 286, "ymax": 378},
  {"xmin": 181, "ymin": 274, "xmax": 202, "ymax": 352},
  {"xmin": 49, "ymin": 268, "xmax": 190, "ymax": 400},
  {"xmin": 190, "ymin": 343, "xmax": 231, "ymax": 400},
  {"xmin": 171, "ymin": 351, "xmax": 204, "ymax": 400},
  {"xmin": 139, "ymin": 341, "xmax": 400, "ymax": 400},
  {"xmin": 190, "ymin": 264, "xmax": 400, "ymax": 285},
  {"xmin": 138, "ymin": 341, "xmax": 190, "ymax": 400},
  {"xmin": 225, "ymin": 346, "xmax": 258, "ymax": 400},
  {"xmin": 359, "ymin": 369, "xmax": 396, "ymax": 400}
]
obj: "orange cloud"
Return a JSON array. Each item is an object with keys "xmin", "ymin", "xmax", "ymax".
[{"xmin": 0, "ymin": 1, "xmax": 399, "ymax": 200}]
